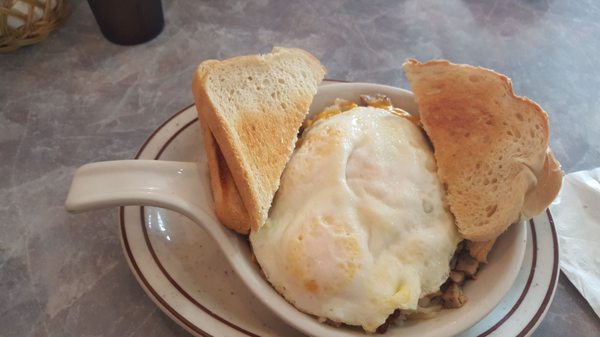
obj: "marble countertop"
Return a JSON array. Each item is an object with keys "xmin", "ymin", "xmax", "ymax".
[{"xmin": 1, "ymin": 0, "xmax": 599, "ymax": 336}]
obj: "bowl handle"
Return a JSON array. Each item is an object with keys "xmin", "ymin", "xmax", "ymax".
[{"xmin": 65, "ymin": 160, "xmax": 206, "ymax": 220}]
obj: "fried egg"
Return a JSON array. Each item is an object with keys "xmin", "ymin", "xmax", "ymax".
[{"xmin": 250, "ymin": 106, "xmax": 461, "ymax": 332}]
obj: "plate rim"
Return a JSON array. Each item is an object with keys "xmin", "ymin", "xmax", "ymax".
[{"xmin": 119, "ymin": 83, "xmax": 560, "ymax": 337}]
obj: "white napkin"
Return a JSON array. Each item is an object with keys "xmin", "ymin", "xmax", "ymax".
[{"xmin": 550, "ymin": 168, "xmax": 600, "ymax": 318}]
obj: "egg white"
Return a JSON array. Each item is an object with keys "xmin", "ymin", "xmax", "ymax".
[{"xmin": 250, "ymin": 106, "xmax": 461, "ymax": 332}]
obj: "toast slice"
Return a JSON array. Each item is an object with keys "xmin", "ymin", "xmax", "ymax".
[
  {"xmin": 193, "ymin": 47, "xmax": 326, "ymax": 232},
  {"xmin": 403, "ymin": 59, "xmax": 563, "ymax": 241},
  {"xmin": 196, "ymin": 60, "xmax": 251, "ymax": 234}
]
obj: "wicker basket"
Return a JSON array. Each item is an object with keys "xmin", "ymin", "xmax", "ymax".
[{"xmin": 0, "ymin": 0, "xmax": 69, "ymax": 53}]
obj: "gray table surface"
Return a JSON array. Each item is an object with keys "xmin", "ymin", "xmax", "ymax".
[{"xmin": 1, "ymin": 0, "xmax": 599, "ymax": 336}]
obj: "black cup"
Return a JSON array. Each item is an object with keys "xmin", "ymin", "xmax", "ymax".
[{"xmin": 87, "ymin": 0, "xmax": 164, "ymax": 45}]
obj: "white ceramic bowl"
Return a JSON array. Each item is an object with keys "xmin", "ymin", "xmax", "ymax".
[
  {"xmin": 257, "ymin": 82, "xmax": 527, "ymax": 337},
  {"xmin": 66, "ymin": 82, "xmax": 527, "ymax": 337}
]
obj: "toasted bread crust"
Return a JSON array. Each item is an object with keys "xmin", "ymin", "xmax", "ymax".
[
  {"xmin": 466, "ymin": 239, "xmax": 496, "ymax": 263},
  {"xmin": 521, "ymin": 150, "xmax": 563, "ymax": 218},
  {"xmin": 404, "ymin": 59, "xmax": 562, "ymax": 241},
  {"xmin": 198, "ymin": 110, "xmax": 251, "ymax": 234},
  {"xmin": 193, "ymin": 48, "xmax": 326, "ymax": 232}
]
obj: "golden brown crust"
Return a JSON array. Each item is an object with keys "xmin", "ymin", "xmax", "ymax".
[
  {"xmin": 198, "ymin": 110, "xmax": 251, "ymax": 234},
  {"xmin": 192, "ymin": 48, "xmax": 326, "ymax": 232},
  {"xmin": 466, "ymin": 239, "xmax": 496, "ymax": 263},
  {"xmin": 403, "ymin": 59, "xmax": 562, "ymax": 241},
  {"xmin": 521, "ymin": 150, "xmax": 564, "ymax": 218}
]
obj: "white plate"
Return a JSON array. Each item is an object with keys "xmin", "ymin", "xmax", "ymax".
[{"xmin": 119, "ymin": 82, "xmax": 559, "ymax": 337}]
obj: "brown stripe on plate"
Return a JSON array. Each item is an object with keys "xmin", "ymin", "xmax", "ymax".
[
  {"xmin": 120, "ymin": 209, "xmax": 212, "ymax": 337},
  {"xmin": 135, "ymin": 104, "xmax": 195, "ymax": 159},
  {"xmin": 123, "ymin": 103, "xmax": 217, "ymax": 336},
  {"xmin": 123, "ymin": 95, "xmax": 561, "ymax": 337},
  {"xmin": 144, "ymin": 115, "xmax": 262, "ymax": 336},
  {"xmin": 125, "ymin": 104, "xmax": 260, "ymax": 336},
  {"xmin": 139, "ymin": 207, "xmax": 262, "ymax": 337},
  {"xmin": 515, "ymin": 209, "xmax": 560, "ymax": 337},
  {"xmin": 477, "ymin": 220, "xmax": 538, "ymax": 337},
  {"xmin": 155, "ymin": 118, "xmax": 198, "ymax": 159}
]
